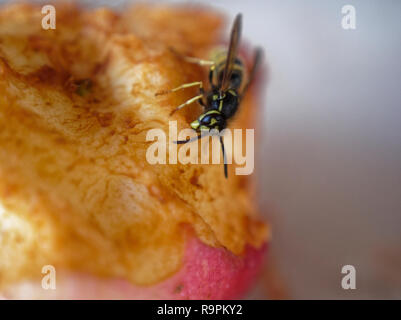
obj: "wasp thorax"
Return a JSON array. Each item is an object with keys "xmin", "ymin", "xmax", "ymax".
[{"xmin": 206, "ymin": 89, "xmax": 239, "ymax": 120}]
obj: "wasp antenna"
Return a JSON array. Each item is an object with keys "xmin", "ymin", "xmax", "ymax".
[
  {"xmin": 174, "ymin": 133, "xmax": 209, "ymax": 144},
  {"xmin": 174, "ymin": 139, "xmax": 192, "ymax": 145},
  {"xmin": 220, "ymin": 136, "xmax": 228, "ymax": 178}
]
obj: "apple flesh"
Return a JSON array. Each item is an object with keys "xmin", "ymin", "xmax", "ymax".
[{"xmin": 1, "ymin": 236, "xmax": 266, "ymax": 299}]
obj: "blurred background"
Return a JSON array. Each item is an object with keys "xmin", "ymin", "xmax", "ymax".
[
  {"xmin": 4, "ymin": 0, "xmax": 401, "ymax": 299},
  {"xmin": 223, "ymin": 0, "xmax": 401, "ymax": 299}
]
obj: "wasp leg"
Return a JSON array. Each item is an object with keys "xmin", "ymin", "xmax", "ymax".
[
  {"xmin": 182, "ymin": 56, "xmax": 215, "ymax": 66},
  {"xmin": 156, "ymin": 81, "xmax": 204, "ymax": 96},
  {"xmin": 170, "ymin": 94, "xmax": 203, "ymax": 116},
  {"xmin": 220, "ymin": 136, "xmax": 228, "ymax": 178},
  {"xmin": 169, "ymin": 47, "xmax": 215, "ymax": 66}
]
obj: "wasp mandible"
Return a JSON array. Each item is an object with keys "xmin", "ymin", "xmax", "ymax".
[{"xmin": 156, "ymin": 14, "xmax": 262, "ymax": 178}]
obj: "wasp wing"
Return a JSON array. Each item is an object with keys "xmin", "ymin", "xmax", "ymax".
[
  {"xmin": 241, "ymin": 47, "xmax": 263, "ymax": 98},
  {"xmin": 220, "ymin": 13, "xmax": 242, "ymax": 92}
]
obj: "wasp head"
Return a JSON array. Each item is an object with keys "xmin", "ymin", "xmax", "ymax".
[{"xmin": 191, "ymin": 110, "xmax": 226, "ymax": 132}]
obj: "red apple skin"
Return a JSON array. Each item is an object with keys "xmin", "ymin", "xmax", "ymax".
[
  {"xmin": 0, "ymin": 236, "xmax": 267, "ymax": 300},
  {"xmin": 154, "ymin": 236, "xmax": 267, "ymax": 300}
]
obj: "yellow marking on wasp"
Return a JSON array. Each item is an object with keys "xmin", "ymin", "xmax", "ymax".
[
  {"xmin": 199, "ymin": 109, "xmax": 220, "ymax": 122},
  {"xmin": 229, "ymin": 89, "xmax": 237, "ymax": 96},
  {"xmin": 210, "ymin": 118, "xmax": 217, "ymax": 126},
  {"xmin": 219, "ymin": 99, "xmax": 223, "ymax": 112},
  {"xmin": 232, "ymin": 64, "xmax": 244, "ymax": 71},
  {"xmin": 191, "ymin": 120, "xmax": 200, "ymax": 130},
  {"xmin": 205, "ymin": 110, "xmax": 221, "ymax": 115}
]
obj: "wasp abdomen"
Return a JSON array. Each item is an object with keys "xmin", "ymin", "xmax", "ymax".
[{"xmin": 211, "ymin": 49, "xmax": 245, "ymax": 91}]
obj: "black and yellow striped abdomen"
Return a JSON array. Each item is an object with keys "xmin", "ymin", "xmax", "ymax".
[{"xmin": 209, "ymin": 47, "xmax": 246, "ymax": 91}]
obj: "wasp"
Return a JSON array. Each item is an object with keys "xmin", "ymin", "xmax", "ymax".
[{"xmin": 156, "ymin": 14, "xmax": 262, "ymax": 178}]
